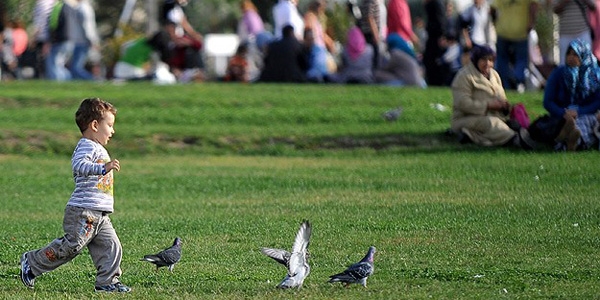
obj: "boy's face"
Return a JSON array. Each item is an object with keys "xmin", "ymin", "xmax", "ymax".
[{"xmin": 89, "ymin": 112, "xmax": 115, "ymax": 146}]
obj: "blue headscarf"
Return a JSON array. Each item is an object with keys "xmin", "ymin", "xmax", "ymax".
[
  {"xmin": 564, "ymin": 39, "xmax": 600, "ymax": 103},
  {"xmin": 386, "ymin": 33, "xmax": 416, "ymax": 59}
]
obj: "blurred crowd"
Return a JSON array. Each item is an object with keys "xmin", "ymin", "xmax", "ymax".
[{"xmin": 0, "ymin": 0, "xmax": 598, "ymax": 90}]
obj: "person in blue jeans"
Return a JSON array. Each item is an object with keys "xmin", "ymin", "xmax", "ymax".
[
  {"xmin": 68, "ymin": 0, "xmax": 100, "ymax": 80},
  {"xmin": 490, "ymin": 0, "xmax": 538, "ymax": 92},
  {"xmin": 45, "ymin": 0, "xmax": 72, "ymax": 81},
  {"xmin": 495, "ymin": 38, "xmax": 529, "ymax": 92}
]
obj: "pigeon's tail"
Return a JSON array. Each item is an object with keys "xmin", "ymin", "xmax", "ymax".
[
  {"xmin": 276, "ymin": 281, "xmax": 293, "ymax": 289},
  {"xmin": 277, "ymin": 276, "xmax": 303, "ymax": 289},
  {"xmin": 328, "ymin": 272, "xmax": 353, "ymax": 283},
  {"xmin": 141, "ymin": 254, "xmax": 160, "ymax": 262}
]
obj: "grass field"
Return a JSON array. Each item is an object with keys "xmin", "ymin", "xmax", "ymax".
[{"xmin": 1, "ymin": 81, "xmax": 599, "ymax": 299}]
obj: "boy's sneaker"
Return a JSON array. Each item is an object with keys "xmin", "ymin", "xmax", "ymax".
[
  {"xmin": 95, "ymin": 282, "xmax": 131, "ymax": 293},
  {"xmin": 19, "ymin": 253, "xmax": 35, "ymax": 289}
]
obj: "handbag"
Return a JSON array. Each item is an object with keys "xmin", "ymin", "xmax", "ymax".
[{"xmin": 510, "ymin": 103, "xmax": 531, "ymax": 129}]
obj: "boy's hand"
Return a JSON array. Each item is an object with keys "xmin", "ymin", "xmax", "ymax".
[{"xmin": 105, "ymin": 159, "xmax": 120, "ymax": 173}]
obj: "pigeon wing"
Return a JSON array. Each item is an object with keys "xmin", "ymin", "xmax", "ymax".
[
  {"xmin": 291, "ymin": 220, "xmax": 311, "ymax": 255},
  {"xmin": 347, "ymin": 261, "xmax": 374, "ymax": 279},
  {"xmin": 142, "ymin": 254, "xmax": 168, "ymax": 267},
  {"xmin": 157, "ymin": 246, "xmax": 181, "ymax": 265},
  {"xmin": 261, "ymin": 247, "xmax": 291, "ymax": 267},
  {"xmin": 288, "ymin": 220, "xmax": 311, "ymax": 275},
  {"xmin": 329, "ymin": 262, "xmax": 373, "ymax": 283}
]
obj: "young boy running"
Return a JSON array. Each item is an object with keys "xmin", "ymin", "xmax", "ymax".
[{"xmin": 20, "ymin": 98, "xmax": 130, "ymax": 293}]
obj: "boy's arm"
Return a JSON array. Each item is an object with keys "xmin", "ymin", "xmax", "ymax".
[
  {"xmin": 71, "ymin": 142, "xmax": 119, "ymax": 175},
  {"xmin": 72, "ymin": 151, "xmax": 104, "ymax": 176}
]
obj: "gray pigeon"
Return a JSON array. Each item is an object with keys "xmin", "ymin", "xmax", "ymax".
[
  {"xmin": 261, "ymin": 220, "xmax": 312, "ymax": 289},
  {"xmin": 328, "ymin": 246, "xmax": 376, "ymax": 287},
  {"xmin": 141, "ymin": 237, "xmax": 182, "ymax": 272},
  {"xmin": 382, "ymin": 107, "xmax": 403, "ymax": 122}
]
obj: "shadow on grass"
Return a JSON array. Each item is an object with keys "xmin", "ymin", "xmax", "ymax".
[{"xmin": 1, "ymin": 129, "xmax": 556, "ymax": 156}]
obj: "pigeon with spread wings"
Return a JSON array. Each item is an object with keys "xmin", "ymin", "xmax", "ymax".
[{"xmin": 261, "ymin": 220, "xmax": 312, "ymax": 289}]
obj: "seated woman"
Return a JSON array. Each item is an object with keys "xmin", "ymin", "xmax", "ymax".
[
  {"xmin": 330, "ymin": 26, "xmax": 374, "ymax": 84},
  {"xmin": 541, "ymin": 39, "xmax": 600, "ymax": 151},
  {"xmin": 375, "ymin": 33, "xmax": 426, "ymax": 88},
  {"xmin": 303, "ymin": 28, "xmax": 331, "ymax": 83},
  {"xmin": 451, "ymin": 45, "xmax": 534, "ymax": 149}
]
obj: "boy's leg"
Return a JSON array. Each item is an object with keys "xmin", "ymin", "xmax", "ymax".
[
  {"xmin": 26, "ymin": 206, "xmax": 99, "ymax": 276},
  {"xmin": 88, "ymin": 214, "xmax": 123, "ymax": 287}
]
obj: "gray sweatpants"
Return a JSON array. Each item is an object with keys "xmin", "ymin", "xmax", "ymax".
[{"xmin": 26, "ymin": 205, "xmax": 123, "ymax": 287}]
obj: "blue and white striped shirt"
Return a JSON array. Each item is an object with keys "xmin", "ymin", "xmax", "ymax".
[{"xmin": 67, "ymin": 138, "xmax": 114, "ymax": 212}]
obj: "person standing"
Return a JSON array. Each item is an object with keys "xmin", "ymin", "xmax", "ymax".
[
  {"xmin": 460, "ymin": 0, "xmax": 495, "ymax": 50},
  {"xmin": 491, "ymin": 0, "xmax": 539, "ymax": 92},
  {"xmin": 45, "ymin": 0, "xmax": 74, "ymax": 81},
  {"xmin": 423, "ymin": 0, "xmax": 447, "ymax": 86},
  {"xmin": 237, "ymin": 0, "xmax": 265, "ymax": 42},
  {"xmin": 273, "ymin": 0, "xmax": 304, "ymax": 41},
  {"xmin": 19, "ymin": 98, "xmax": 130, "ymax": 293},
  {"xmin": 68, "ymin": 0, "xmax": 100, "ymax": 80},
  {"xmin": 32, "ymin": 0, "xmax": 57, "ymax": 78},
  {"xmin": 553, "ymin": 0, "xmax": 596, "ymax": 65},
  {"xmin": 590, "ymin": 0, "xmax": 600, "ymax": 58},
  {"xmin": 387, "ymin": 0, "xmax": 420, "ymax": 49},
  {"xmin": 357, "ymin": 0, "xmax": 380, "ymax": 68}
]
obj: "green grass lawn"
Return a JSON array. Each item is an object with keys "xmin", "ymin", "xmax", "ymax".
[{"xmin": 1, "ymin": 81, "xmax": 599, "ymax": 299}]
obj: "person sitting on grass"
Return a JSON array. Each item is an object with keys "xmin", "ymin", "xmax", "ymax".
[
  {"xmin": 20, "ymin": 98, "xmax": 131, "ymax": 293},
  {"xmin": 374, "ymin": 33, "xmax": 426, "ymax": 88},
  {"xmin": 541, "ymin": 39, "xmax": 600, "ymax": 151},
  {"xmin": 112, "ymin": 30, "xmax": 176, "ymax": 84},
  {"xmin": 330, "ymin": 25, "xmax": 374, "ymax": 84},
  {"xmin": 450, "ymin": 44, "xmax": 535, "ymax": 149},
  {"xmin": 259, "ymin": 25, "xmax": 307, "ymax": 83},
  {"xmin": 224, "ymin": 42, "xmax": 250, "ymax": 82}
]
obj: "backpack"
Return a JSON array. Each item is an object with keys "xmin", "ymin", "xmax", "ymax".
[
  {"xmin": 528, "ymin": 115, "xmax": 564, "ymax": 145},
  {"xmin": 48, "ymin": 1, "xmax": 67, "ymax": 42}
]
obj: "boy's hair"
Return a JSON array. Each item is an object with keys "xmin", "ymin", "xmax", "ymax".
[{"xmin": 75, "ymin": 98, "xmax": 117, "ymax": 133}]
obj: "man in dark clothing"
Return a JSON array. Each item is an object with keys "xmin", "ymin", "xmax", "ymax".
[
  {"xmin": 259, "ymin": 25, "xmax": 307, "ymax": 83},
  {"xmin": 423, "ymin": 0, "xmax": 447, "ymax": 86}
]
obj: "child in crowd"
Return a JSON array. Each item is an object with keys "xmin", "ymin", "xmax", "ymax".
[
  {"xmin": 224, "ymin": 42, "xmax": 250, "ymax": 82},
  {"xmin": 440, "ymin": 33, "xmax": 462, "ymax": 85},
  {"xmin": 20, "ymin": 98, "xmax": 130, "ymax": 293}
]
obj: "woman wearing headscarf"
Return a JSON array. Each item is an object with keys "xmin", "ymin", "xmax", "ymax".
[
  {"xmin": 375, "ymin": 33, "xmax": 425, "ymax": 87},
  {"xmin": 451, "ymin": 44, "xmax": 535, "ymax": 148},
  {"xmin": 542, "ymin": 39, "xmax": 600, "ymax": 151},
  {"xmin": 330, "ymin": 26, "xmax": 374, "ymax": 84}
]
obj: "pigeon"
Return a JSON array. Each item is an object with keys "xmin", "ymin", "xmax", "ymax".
[
  {"xmin": 261, "ymin": 220, "xmax": 312, "ymax": 289},
  {"xmin": 382, "ymin": 107, "xmax": 403, "ymax": 122},
  {"xmin": 328, "ymin": 246, "xmax": 376, "ymax": 288},
  {"xmin": 141, "ymin": 237, "xmax": 182, "ymax": 272}
]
